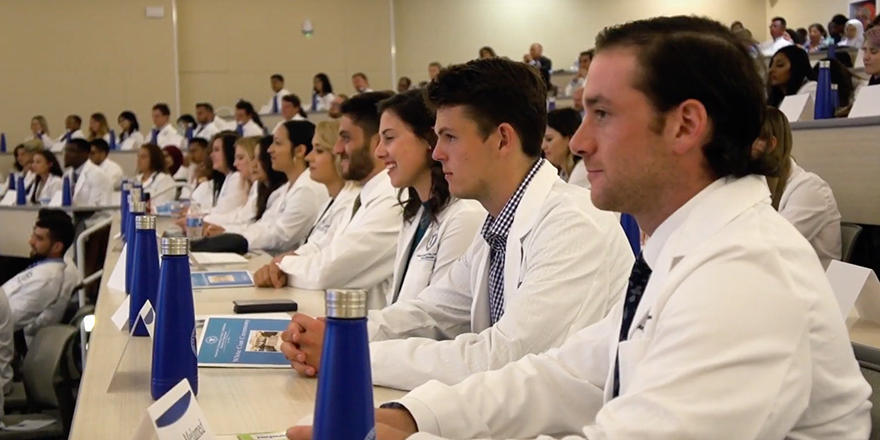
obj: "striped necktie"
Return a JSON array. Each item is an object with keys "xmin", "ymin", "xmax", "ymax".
[{"xmin": 612, "ymin": 253, "xmax": 652, "ymax": 398}]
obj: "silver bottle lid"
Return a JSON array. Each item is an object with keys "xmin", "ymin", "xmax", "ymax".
[
  {"xmin": 819, "ymin": 60, "xmax": 830, "ymax": 69},
  {"xmin": 130, "ymin": 199, "xmax": 146, "ymax": 214},
  {"xmin": 135, "ymin": 215, "xmax": 156, "ymax": 230},
  {"xmin": 129, "ymin": 187, "xmax": 142, "ymax": 200},
  {"xmin": 161, "ymin": 236, "xmax": 189, "ymax": 256},
  {"xmin": 324, "ymin": 289, "xmax": 367, "ymax": 319}
]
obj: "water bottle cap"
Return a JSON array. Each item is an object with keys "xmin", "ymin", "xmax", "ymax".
[
  {"xmin": 122, "ymin": 181, "xmax": 132, "ymax": 191},
  {"xmin": 819, "ymin": 60, "xmax": 830, "ymax": 68},
  {"xmin": 161, "ymin": 236, "xmax": 190, "ymax": 255},
  {"xmin": 130, "ymin": 199, "xmax": 146, "ymax": 213},
  {"xmin": 129, "ymin": 187, "xmax": 142, "ymax": 200},
  {"xmin": 324, "ymin": 289, "xmax": 367, "ymax": 318},
  {"xmin": 135, "ymin": 214, "xmax": 157, "ymax": 230}
]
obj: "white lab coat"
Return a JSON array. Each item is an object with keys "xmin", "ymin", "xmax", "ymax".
[
  {"xmin": 211, "ymin": 171, "xmax": 249, "ymax": 215},
  {"xmin": 147, "ymin": 124, "xmax": 183, "ymax": 148},
  {"xmin": 189, "ymin": 180, "xmax": 215, "ymax": 210},
  {"xmin": 301, "ymin": 181, "xmax": 361, "ymax": 250},
  {"xmin": 778, "ymin": 159, "xmax": 842, "ymax": 267},
  {"xmin": 386, "ymin": 198, "xmax": 485, "ymax": 305},
  {"xmin": 172, "ymin": 166, "xmax": 189, "ymax": 183},
  {"xmin": 567, "ymin": 159, "xmax": 590, "ymax": 189},
  {"xmin": 49, "ymin": 160, "xmax": 112, "ymax": 207},
  {"xmin": 237, "ymin": 119, "xmax": 265, "ymax": 137},
  {"xmin": 1, "ymin": 259, "xmax": 66, "ymax": 334},
  {"xmin": 192, "ymin": 121, "xmax": 220, "ymax": 142},
  {"xmin": 117, "ymin": 131, "xmax": 145, "ymax": 151},
  {"xmin": 97, "ymin": 158, "xmax": 124, "ymax": 190},
  {"xmin": 277, "ymin": 170, "xmax": 401, "ymax": 309},
  {"xmin": 398, "ymin": 175, "xmax": 871, "ymax": 440},
  {"xmin": 205, "ymin": 181, "xmax": 258, "ymax": 228},
  {"xmin": 28, "ymin": 133, "xmax": 54, "ymax": 150},
  {"xmin": 272, "ymin": 113, "xmax": 307, "ymax": 134},
  {"xmin": 232, "ymin": 170, "xmax": 329, "ymax": 253},
  {"xmin": 260, "ymin": 88, "xmax": 290, "ymax": 114},
  {"xmin": 52, "ymin": 129, "xmax": 85, "ymax": 152},
  {"xmin": 308, "ymin": 93, "xmax": 335, "ymax": 112},
  {"xmin": 27, "ymin": 174, "xmax": 62, "ymax": 204},
  {"xmin": 367, "ymin": 163, "xmax": 634, "ymax": 390},
  {"xmin": 137, "ymin": 171, "xmax": 176, "ymax": 207}
]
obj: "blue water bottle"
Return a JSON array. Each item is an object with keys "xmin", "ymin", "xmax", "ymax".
[
  {"xmin": 313, "ymin": 289, "xmax": 374, "ymax": 440},
  {"xmin": 151, "ymin": 236, "xmax": 197, "ymax": 399},
  {"xmin": 61, "ymin": 175, "xmax": 72, "ymax": 207},
  {"xmin": 0, "ymin": 133, "xmax": 6, "ymax": 153},
  {"xmin": 814, "ymin": 60, "xmax": 832, "ymax": 120},
  {"xmin": 109, "ymin": 129, "xmax": 117, "ymax": 150},
  {"xmin": 129, "ymin": 214, "xmax": 159, "ymax": 336},
  {"xmin": 125, "ymin": 187, "xmax": 142, "ymax": 243},
  {"xmin": 15, "ymin": 176, "xmax": 26, "ymax": 206},
  {"xmin": 120, "ymin": 181, "xmax": 131, "ymax": 241},
  {"xmin": 8, "ymin": 173, "xmax": 15, "ymax": 191},
  {"xmin": 125, "ymin": 200, "xmax": 146, "ymax": 295},
  {"xmin": 185, "ymin": 125, "xmax": 193, "ymax": 142}
]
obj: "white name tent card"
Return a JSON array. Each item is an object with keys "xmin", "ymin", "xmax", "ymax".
[
  {"xmin": 108, "ymin": 244, "xmax": 127, "ymax": 293},
  {"xmin": 145, "ymin": 379, "xmax": 215, "ymax": 440},
  {"xmin": 111, "ymin": 295, "xmax": 131, "ymax": 331},
  {"xmin": 778, "ymin": 93, "xmax": 814, "ymax": 122},
  {"xmin": 849, "ymin": 85, "xmax": 880, "ymax": 118},
  {"xmin": 826, "ymin": 260, "xmax": 880, "ymax": 322}
]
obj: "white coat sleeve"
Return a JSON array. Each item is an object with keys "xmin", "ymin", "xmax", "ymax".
[
  {"xmin": 3, "ymin": 276, "xmax": 63, "ymax": 332},
  {"xmin": 778, "ymin": 178, "xmax": 842, "ymax": 263},
  {"xmin": 368, "ymin": 207, "xmax": 628, "ymax": 390},
  {"xmin": 241, "ymin": 184, "xmax": 323, "ymax": 252},
  {"xmin": 276, "ymin": 195, "xmax": 400, "ymax": 290}
]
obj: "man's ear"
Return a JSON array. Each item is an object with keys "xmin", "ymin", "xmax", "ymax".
[
  {"xmin": 496, "ymin": 122, "xmax": 518, "ymax": 154},
  {"xmin": 669, "ymin": 98, "xmax": 709, "ymax": 156}
]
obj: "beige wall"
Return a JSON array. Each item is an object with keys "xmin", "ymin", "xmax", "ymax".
[
  {"xmin": 393, "ymin": 0, "xmax": 766, "ymax": 85},
  {"xmin": 177, "ymin": 0, "xmax": 392, "ymax": 117},
  {"xmin": 0, "ymin": 0, "xmax": 176, "ymax": 144}
]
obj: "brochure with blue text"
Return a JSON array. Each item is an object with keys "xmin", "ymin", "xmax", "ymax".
[
  {"xmin": 197, "ymin": 316, "xmax": 291, "ymax": 368},
  {"xmin": 191, "ymin": 270, "xmax": 254, "ymax": 289}
]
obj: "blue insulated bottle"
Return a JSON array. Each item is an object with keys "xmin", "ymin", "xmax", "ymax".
[
  {"xmin": 313, "ymin": 289, "xmax": 375, "ymax": 440},
  {"xmin": 129, "ymin": 214, "xmax": 159, "ymax": 336},
  {"xmin": 125, "ymin": 188, "xmax": 142, "ymax": 243},
  {"xmin": 125, "ymin": 200, "xmax": 146, "ymax": 295},
  {"xmin": 61, "ymin": 175, "xmax": 72, "ymax": 206},
  {"xmin": 151, "ymin": 236, "xmax": 197, "ymax": 399},
  {"xmin": 0, "ymin": 133, "xmax": 6, "ymax": 153},
  {"xmin": 109, "ymin": 129, "xmax": 117, "ymax": 150},
  {"xmin": 120, "ymin": 181, "xmax": 131, "ymax": 241},
  {"xmin": 15, "ymin": 176, "xmax": 26, "ymax": 205},
  {"xmin": 814, "ymin": 60, "xmax": 832, "ymax": 120}
]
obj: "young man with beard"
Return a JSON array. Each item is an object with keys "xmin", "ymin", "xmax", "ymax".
[{"xmin": 254, "ymin": 92, "xmax": 402, "ymax": 310}]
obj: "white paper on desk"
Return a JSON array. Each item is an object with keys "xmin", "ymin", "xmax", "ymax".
[
  {"xmin": 0, "ymin": 191, "xmax": 15, "ymax": 206},
  {"xmin": 147, "ymin": 379, "xmax": 216, "ymax": 440},
  {"xmin": 849, "ymin": 85, "xmax": 880, "ymax": 118},
  {"xmin": 854, "ymin": 269, "xmax": 880, "ymax": 325},
  {"xmin": 108, "ymin": 244, "xmax": 127, "ymax": 293},
  {"xmin": 0, "ymin": 419, "xmax": 57, "ymax": 431},
  {"xmin": 779, "ymin": 93, "xmax": 814, "ymax": 122},
  {"xmin": 112, "ymin": 295, "xmax": 131, "ymax": 331},
  {"xmin": 191, "ymin": 252, "xmax": 248, "ymax": 265}
]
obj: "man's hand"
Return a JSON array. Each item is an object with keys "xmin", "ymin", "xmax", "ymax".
[
  {"xmin": 253, "ymin": 263, "xmax": 288, "ymax": 288},
  {"xmin": 280, "ymin": 313, "xmax": 326, "ymax": 376},
  {"xmin": 202, "ymin": 222, "xmax": 225, "ymax": 237},
  {"xmin": 272, "ymin": 251, "xmax": 297, "ymax": 264}
]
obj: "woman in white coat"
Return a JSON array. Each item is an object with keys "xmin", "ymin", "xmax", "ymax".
[
  {"xmin": 116, "ymin": 111, "xmax": 144, "ymax": 151},
  {"xmin": 375, "ymin": 90, "xmax": 484, "ymax": 305},
  {"xmin": 208, "ymin": 132, "xmax": 249, "ymax": 215},
  {"xmin": 542, "ymin": 107, "xmax": 588, "ymax": 188},
  {"xmin": 202, "ymin": 136, "xmax": 260, "ymax": 233},
  {"xmin": 136, "ymin": 143, "xmax": 176, "ymax": 208},
  {"xmin": 28, "ymin": 115, "xmax": 54, "ymax": 151},
  {"xmin": 27, "ymin": 150, "xmax": 63, "ymax": 205}
]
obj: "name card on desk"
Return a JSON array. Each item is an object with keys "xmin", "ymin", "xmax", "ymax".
[
  {"xmin": 779, "ymin": 93, "xmax": 814, "ymax": 122},
  {"xmin": 108, "ymin": 244, "xmax": 127, "ymax": 293},
  {"xmin": 849, "ymin": 85, "xmax": 880, "ymax": 118},
  {"xmin": 826, "ymin": 260, "xmax": 880, "ymax": 322},
  {"xmin": 133, "ymin": 379, "xmax": 216, "ymax": 440}
]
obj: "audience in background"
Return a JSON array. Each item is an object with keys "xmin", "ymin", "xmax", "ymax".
[
  {"xmin": 260, "ymin": 73, "xmax": 290, "ymax": 115},
  {"xmin": 87, "ymin": 113, "xmax": 111, "ymax": 143},
  {"xmin": 524, "ymin": 42, "xmax": 552, "ymax": 91},
  {"xmin": 148, "ymin": 103, "xmax": 183, "ymax": 147},
  {"xmin": 29, "ymin": 115, "xmax": 53, "ymax": 149},
  {"xmin": 564, "ymin": 49, "xmax": 593, "ymax": 97},
  {"xmin": 27, "ymin": 150, "xmax": 63, "ymax": 204},
  {"xmin": 193, "ymin": 102, "xmax": 221, "ymax": 141},
  {"xmin": 117, "ymin": 111, "xmax": 144, "ymax": 151},
  {"xmin": 351, "ymin": 72, "xmax": 373, "ymax": 94},
  {"xmin": 767, "ymin": 45, "xmax": 815, "ymax": 107},
  {"xmin": 840, "ymin": 18, "xmax": 866, "ymax": 48},
  {"xmin": 89, "ymin": 139, "xmax": 123, "ymax": 190},
  {"xmin": 830, "ymin": 14, "xmax": 849, "ymax": 43},
  {"xmin": 163, "ymin": 145, "xmax": 187, "ymax": 183},
  {"xmin": 761, "ymin": 16, "xmax": 793, "ymax": 56},
  {"xmin": 328, "ymin": 94, "xmax": 347, "ymax": 119},
  {"xmin": 234, "ymin": 100, "xmax": 265, "ymax": 137},
  {"xmin": 427, "ymin": 62, "xmax": 442, "ymax": 81},
  {"xmin": 863, "ymin": 26, "xmax": 880, "ymax": 86},
  {"xmin": 273, "ymin": 94, "xmax": 308, "ymax": 133},
  {"xmin": 53, "ymin": 114, "xmax": 84, "ymax": 151},
  {"xmin": 543, "ymin": 108, "xmax": 588, "ymax": 188},
  {"xmin": 60, "ymin": 138, "xmax": 112, "ymax": 207},
  {"xmin": 478, "ymin": 46, "xmax": 496, "ymax": 59},
  {"xmin": 12, "ymin": 142, "xmax": 37, "ymax": 186},
  {"xmin": 207, "ymin": 132, "xmax": 248, "ymax": 215},
  {"xmin": 396, "ymin": 76, "xmax": 412, "ymax": 93},
  {"xmin": 805, "ymin": 23, "xmax": 834, "ymax": 52},
  {"xmin": 309, "ymin": 73, "xmax": 335, "ymax": 112},
  {"xmin": 201, "ymin": 136, "xmax": 260, "ymax": 239},
  {"xmin": 136, "ymin": 143, "xmax": 175, "ymax": 207},
  {"xmin": 752, "ymin": 107, "xmax": 841, "ymax": 267}
]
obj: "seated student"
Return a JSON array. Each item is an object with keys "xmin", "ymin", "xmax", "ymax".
[
  {"xmin": 197, "ymin": 125, "xmax": 329, "ymax": 253},
  {"xmin": 86, "ymin": 113, "xmax": 111, "ymax": 143},
  {"xmin": 805, "ymin": 23, "xmax": 834, "ymax": 53},
  {"xmin": 767, "ymin": 45, "xmax": 816, "ymax": 107},
  {"xmin": 272, "ymin": 94, "xmax": 308, "ymax": 133},
  {"xmin": 542, "ymin": 107, "xmax": 589, "ymax": 188},
  {"xmin": 253, "ymin": 92, "xmax": 401, "ymax": 309},
  {"xmin": 207, "ymin": 132, "xmax": 248, "ymax": 214},
  {"xmin": 752, "ymin": 107, "xmax": 841, "ymax": 267},
  {"xmin": 564, "ymin": 49, "xmax": 593, "ymax": 97},
  {"xmin": 193, "ymin": 102, "xmax": 222, "ymax": 141},
  {"xmin": 202, "ymin": 136, "xmax": 260, "ymax": 231},
  {"xmin": 163, "ymin": 145, "xmax": 188, "ymax": 183},
  {"xmin": 147, "ymin": 103, "xmax": 184, "ymax": 147},
  {"xmin": 188, "ymin": 154, "xmax": 225, "ymax": 211},
  {"xmin": 374, "ymin": 90, "xmax": 484, "ymax": 304},
  {"xmin": 116, "ymin": 111, "xmax": 144, "ymax": 151},
  {"xmin": 299, "ymin": 120, "xmax": 361, "ymax": 249},
  {"xmin": 839, "ymin": 18, "xmax": 865, "ymax": 48},
  {"xmin": 10, "ymin": 142, "xmax": 38, "ymax": 187},
  {"xmin": 176, "ymin": 114, "xmax": 196, "ymax": 148},
  {"xmin": 0, "ymin": 285, "xmax": 12, "ymax": 417},
  {"xmin": 310, "ymin": 73, "xmax": 336, "ymax": 112},
  {"xmin": 862, "ymin": 26, "xmax": 880, "ymax": 87},
  {"xmin": 288, "ymin": 17, "xmax": 872, "ymax": 440},
  {"xmin": 397, "ymin": 76, "xmax": 412, "ymax": 93},
  {"xmin": 51, "ymin": 139, "xmax": 112, "ymax": 208},
  {"xmin": 136, "ymin": 143, "xmax": 176, "ymax": 207},
  {"xmin": 327, "ymin": 94, "xmax": 348, "ymax": 119},
  {"xmin": 351, "ymin": 72, "xmax": 373, "ymax": 94},
  {"xmin": 181, "ymin": 137, "xmax": 209, "ymax": 200},
  {"xmin": 53, "ymin": 114, "xmax": 85, "ymax": 151},
  {"xmin": 28, "ymin": 115, "xmax": 53, "ymax": 149},
  {"xmin": 1, "ymin": 209, "xmax": 75, "ymax": 342},
  {"xmin": 27, "ymin": 150, "xmax": 63, "ymax": 204},
  {"xmin": 259, "ymin": 73, "xmax": 290, "ymax": 115},
  {"xmin": 234, "ymin": 100, "xmax": 266, "ymax": 137},
  {"xmin": 89, "ymin": 139, "xmax": 124, "ymax": 190},
  {"xmin": 280, "ymin": 60, "xmax": 633, "ymax": 391}
]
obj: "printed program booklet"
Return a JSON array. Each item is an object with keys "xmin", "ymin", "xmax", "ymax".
[
  {"xmin": 197, "ymin": 316, "xmax": 291, "ymax": 368},
  {"xmin": 191, "ymin": 270, "xmax": 254, "ymax": 289}
]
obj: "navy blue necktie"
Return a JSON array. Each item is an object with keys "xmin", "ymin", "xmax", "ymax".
[
  {"xmin": 612, "ymin": 253, "xmax": 652, "ymax": 398},
  {"xmin": 150, "ymin": 129, "xmax": 158, "ymax": 144},
  {"xmin": 272, "ymin": 96, "xmax": 279, "ymax": 113},
  {"xmin": 236, "ymin": 124, "xmax": 244, "ymax": 136}
]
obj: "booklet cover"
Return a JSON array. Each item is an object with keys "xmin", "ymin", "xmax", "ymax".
[
  {"xmin": 191, "ymin": 270, "xmax": 254, "ymax": 289},
  {"xmin": 197, "ymin": 317, "xmax": 291, "ymax": 368}
]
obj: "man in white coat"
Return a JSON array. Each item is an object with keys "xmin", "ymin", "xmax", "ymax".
[
  {"xmin": 253, "ymin": 92, "xmax": 402, "ymax": 309},
  {"xmin": 89, "ymin": 139, "xmax": 124, "ymax": 190},
  {"xmin": 147, "ymin": 103, "xmax": 184, "ymax": 147},
  {"xmin": 51, "ymin": 115, "xmax": 85, "ymax": 152},
  {"xmin": 52, "ymin": 139, "xmax": 112, "ymax": 208},
  {"xmin": 288, "ymin": 16, "xmax": 871, "ymax": 440},
  {"xmin": 279, "ymin": 59, "xmax": 634, "ymax": 392},
  {"xmin": 260, "ymin": 73, "xmax": 291, "ymax": 115},
  {"xmin": 193, "ymin": 102, "xmax": 221, "ymax": 142}
]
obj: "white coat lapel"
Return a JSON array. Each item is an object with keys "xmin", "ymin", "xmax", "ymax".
[{"xmin": 471, "ymin": 242, "xmax": 492, "ymax": 331}]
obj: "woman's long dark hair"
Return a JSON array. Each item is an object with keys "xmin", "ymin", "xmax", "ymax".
[
  {"xmin": 214, "ymin": 131, "xmax": 239, "ymax": 175},
  {"xmin": 313, "ymin": 73, "xmax": 333, "ymax": 95},
  {"xmin": 118, "ymin": 111, "xmax": 139, "ymax": 137},
  {"xmin": 768, "ymin": 46, "xmax": 814, "ymax": 107},
  {"xmin": 140, "ymin": 143, "xmax": 168, "ymax": 174},
  {"xmin": 28, "ymin": 150, "xmax": 63, "ymax": 203},
  {"xmin": 377, "ymin": 90, "xmax": 449, "ymax": 223},
  {"xmin": 255, "ymin": 135, "xmax": 288, "ymax": 220},
  {"xmin": 235, "ymin": 100, "xmax": 264, "ymax": 129}
]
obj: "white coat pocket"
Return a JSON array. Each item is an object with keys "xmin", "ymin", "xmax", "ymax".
[{"xmin": 616, "ymin": 337, "xmax": 650, "ymax": 396}]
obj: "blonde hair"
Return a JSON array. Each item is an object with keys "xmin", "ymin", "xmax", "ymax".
[
  {"xmin": 314, "ymin": 120, "xmax": 342, "ymax": 173},
  {"xmin": 32, "ymin": 115, "xmax": 50, "ymax": 136},
  {"xmin": 756, "ymin": 107, "xmax": 793, "ymax": 209},
  {"xmin": 88, "ymin": 113, "xmax": 110, "ymax": 140},
  {"xmin": 235, "ymin": 136, "xmax": 260, "ymax": 159}
]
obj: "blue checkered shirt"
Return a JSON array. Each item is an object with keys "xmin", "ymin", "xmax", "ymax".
[{"xmin": 481, "ymin": 159, "xmax": 544, "ymax": 325}]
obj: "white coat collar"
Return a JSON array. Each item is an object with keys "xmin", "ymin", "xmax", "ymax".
[{"xmin": 507, "ymin": 159, "xmax": 558, "ymax": 240}]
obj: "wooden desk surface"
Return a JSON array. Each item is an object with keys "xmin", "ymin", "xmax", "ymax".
[{"xmin": 68, "ymin": 219, "xmax": 404, "ymax": 439}]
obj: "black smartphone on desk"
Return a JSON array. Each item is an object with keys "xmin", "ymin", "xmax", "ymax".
[{"xmin": 233, "ymin": 299, "xmax": 298, "ymax": 314}]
